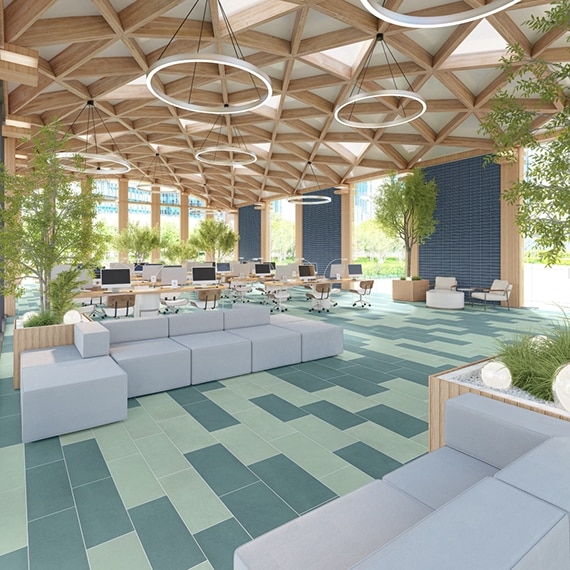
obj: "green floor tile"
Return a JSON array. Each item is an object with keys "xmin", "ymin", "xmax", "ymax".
[
  {"xmin": 357, "ymin": 403, "xmax": 427, "ymax": 437},
  {"xmin": 233, "ymin": 407, "xmax": 297, "ymax": 442},
  {"xmin": 129, "ymin": 497, "xmax": 205, "ymax": 570},
  {"xmin": 214, "ymin": 424, "xmax": 279, "ymax": 465},
  {"xmin": 0, "ymin": 548, "xmax": 27, "ymax": 570},
  {"xmin": 320, "ymin": 465, "xmax": 374, "ymax": 496},
  {"xmin": 135, "ymin": 433, "xmax": 190, "ymax": 479},
  {"xmin": 93, "ymin": 422, "xmax": 138, "ymax": 462},
  {"xmin": 0, "ymin": 445, "xmax": 25, "ymax": 494},
  {"xmin": 0, "ymin": 415, "xmax": 22, "ymax": 448},
  {"xmin": 26, "ymin": 460, "xmax": 74, "ymax": 521},
  {"xmin": 286, "ymin": 415, "xmax": 357, "ymax": 451},
  {"xmin": 24, "ymin": 438, "xmax": 62, "ymax": 469},
  {"xmin": 0, "ymin": 392, "xmax": 20, "ymax": 418},
  {"xmin": 326, "ymin": 373, "xmax": 388, "ymax": 396},
  {"xmin": 158, "ymin": 413, "xmax": 217, "ymax": 454},
  {"xmin": 137, "ymin": 392, "xmax": 187, "ymax": 422},
  {"xmin": 277, "ymin": 370, "xmax": 333, "ymax": 392},
  {"xmin": 221, "ymin": 481, "xmax": 297, "ymax": 538},
  {"xmin": 122, "ymin": 407, "xmax": 162, "ymax": 440},
  {"xmin": 195, "ymin": 518, "xmax": 251, "ymax": 570},
  {"xmin": 301, "ymin": 400, "xmax": 366, "ymax": 430},
  {"xmin": 87, "ymin": 532, "xmax": 151, "ymax": 570},
  {"xmin": 0, "ymin": 487, "xmax": 27, "ymax": 556},
  {"xmin": 335, "ymin": 442, "xmax": 402, "ymax": 479},
  {"xmin": 250, "ymin": 394, "xmax": 309, "ymax": 422},
  {"xmin": 183, "ymin": 399, "xmax": 240, "ymax": 432},
  {"xmin": 63, "ymin": 438, "xmax": 110, "ymax": 487}
]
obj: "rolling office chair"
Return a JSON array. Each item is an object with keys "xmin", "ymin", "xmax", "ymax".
[
  {"xmin": 101, "ymin": 294, "xmax": 135, "ymax": 318},
  {"xmin": 350, "ymin": 280, "xmax": 374, "ymax": 307},
  {"xmin": 190, "ymin": 289, "xmax": 221, "ymax": 310},
  {"xmin": 307, "ymin": 282, "xmax": 332, "ymax": 313},
  {"xmin": 231, "ymin": 280, "xmax": 252, "ymax": 303},
  {"xmin": 266, "ymin": 284, "xmax": 289, "ymax": 312},
  {"xmin": 160, "ymin": 292, "xmax": 189, "ymax": 313}
]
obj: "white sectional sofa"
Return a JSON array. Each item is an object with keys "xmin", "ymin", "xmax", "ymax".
[
  {"xmin": 234, "ymin": 393, "xmax": 570, "ymax": 570},
  {"xmin": 19, "ymin": 306, "xmax": 343, "ymax": 442}
]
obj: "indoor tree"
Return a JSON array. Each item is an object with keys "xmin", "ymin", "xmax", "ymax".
[
  {"xmin": 478, "ymin": 0, "xmax": 570, "ymax": 267},
  {"xmin": 373, "ymin": 169, "xmax": 438, "ymax": 278},
  {"xmin": 113, "ymin": 222, "xmax": 161, "ymax": 264},
  {"xmin": 0, "ymin": 121, "xmax": 105, "ymax": 315},
  {"xmin": 188, "ymin": 218, "xmax": 239, "ymax": 263}
]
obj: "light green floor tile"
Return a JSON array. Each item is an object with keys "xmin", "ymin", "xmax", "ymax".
[
  {"xmin": 204, "ymin": 387, "xmax": 257, "ymax": 415},
  {"xmin": 0, "ymin": 444, "xmax": 24, "ymax": 494},
  {"xmin": 214, "ymin": 424, "xmax": 279, "ymax": 465},
  {"xmin": 233, "ymin": 407, "xmax": 297, "ymax": 442},
  {"xmin": 380, "ymin": 378, "xmax": 428, "ymax": 401},
  {"xmin": 320, "ymin": 466, "xmax": 374, "ymax": 496},
  {"xmin": 94, "ymin": 422, "xmax": 138, "ymax": 462},
  {"xmin": 192, "ymin": 561, "xmax": 214, "ymax": 570},
  {"xmin": 60, "ymin": 428, "xmax": 96, "ymax": 445},
  {"xmin": 122, "ymin": 407, "xmax": 162, "ymax": 440},
  {"xmin": 0, "ymin": 487, "xmax": 26, "ymax": 555},
  {"xmin": 135, "ymin": 433, "xmax": 190, "ymax": 479},
  {"xmin": 159, "ymin": 468, "xmax": 232, "ymax": 534},
  {"xmin": 137, "ymin": 392, "xmax": 187, "ymax": 422},
  {"xmin": 272, "ymin": 432, "xmax": 348, "ymax": 478},
  {"xmin": 411, "ymin": 431, "xmax": 429, "ymax": 448},
  {"xmin": 87, "ymin": 532, "xmax": 151, "ymax": 570},
  {"xmin": 266, "ymin": 381, "xmax": 321, "ymax": 407},
  {"xmin": 336, "ymin": 350, "xmax": 363, "ymax": 361},
  {"xmin": 246, "ymin": 371, "xmax": 285, "ymax": 389},
  {"xmin": 220, "ymin": 377, "xmax": 270, "ymax": 399},
  {"xmin": 346, "ymin": 422, "xmax": 427, "ymax": 463},
  {"xmin": 317, "ymin": 386, "xmax": 377, "ymax": 413},
  {"xmin": 158, "ymin": 414, "xmax": 217, "ymax": 454},
  {"xmin": 107, "ymin": 454, "xmax": 165, "ymax": 509},
  {"xmin": 287, "ymin": 415, "xmax": 358, "ymax": 451},
  {"xmin": 369, "ymin": 391, "xmax": 429, "ymax": 419}
]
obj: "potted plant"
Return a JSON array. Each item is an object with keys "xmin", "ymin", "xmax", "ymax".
[{"xmin": 374, "ymin": 169, "xmax": 438, "ymax": 301}]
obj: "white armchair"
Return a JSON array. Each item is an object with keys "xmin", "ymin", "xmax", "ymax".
[
  {"xmin": 433, "ymin": 276, "xmax": 457, "ymax": 290},
  {"xmin": 471, "ymin": 280, "xmax": 512, "ymax": 310}
]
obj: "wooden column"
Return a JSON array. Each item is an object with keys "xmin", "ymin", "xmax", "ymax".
[
  {"xmin": 500, "ymin": 150, "xmax": 524, "ymax": 308},
  {"xmin": 118, "ymin": 178, "xmax": 129, "ymax": 262},
  {"xmin": 151, "ymin": 185, "xmax": 160, "ymax": 262},
  {"xmin": 180, "ymin": 196, "xmax": 188, "ymax": 242},
  {"xmin": 260, "ymin": 206, "xmax": 270, "ymax": 261},
  {"xmin": 295, "ymin": 203, "xmax": 303, "ymax": 264},
  {"xmin": 3, "ymin": 137, "xmax": 16, "ymax": 316}
]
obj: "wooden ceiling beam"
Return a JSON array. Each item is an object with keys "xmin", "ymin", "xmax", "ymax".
[{"xmin": 4, "ymin": 0, "xmax": 56, "ymax": 43}]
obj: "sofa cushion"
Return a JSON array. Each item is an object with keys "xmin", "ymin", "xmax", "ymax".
[
  {"xmin": 352, "ymin": 478, "xmax": 570, "ymax": 570},
  {"xmin": 496, "ymin": 436, "xmax": 570, "ymax": 515},
  {"xmin": 383, "ymin": 445, "xmax": 498, "ymax": 509},
  {"xmin": 223, "ymin": 305, "xmax": 270, "ymax": 330},
  {"xmin": 100, "ymin": 316, "xmax": 168, "ymax": 344},
  {"xmin": 167, "ymin": 311, "xmax": 224, "ymax": 336},
  {"xmin": 74, "ymin": 321, "xmax": 109, "ymax": 358},
  {"xmin": 444, "ymin": 393, "xmax": 570, "ymax": 468},
  {"xmin": 234, "ymin": 480, "xmax": 432, "ymax": 570}
]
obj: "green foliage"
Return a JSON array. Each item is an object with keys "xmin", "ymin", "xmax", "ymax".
[
  {"xmin": 114, "ymin": 223, "xmax": 161, "ymax": 263},
  {"xmin": 0, "ymin": 121, "xmax": 103, "ymax": 313},
  {"xmin": 271, "ymin": 214, "xmax": 295, "ymax": 262},
  {"xmin": 354, "ymin": 219, "xmax": 401, "ymax": 260},
  {"xmin": 23, "ymin": 312, "xmax": 59, "ymax": 328},
  {"xmin": 48, "ymin": 267, "xmax": 84, "ymax": 323},
  {"xmin": 497, "ymin": 315, "xmax": 570, "ymax": 401},
  {"xmin": 374, "ymin": 169, "xmax": 438, "ymax": 278},
  {"xmin": 478, "ymin": 1, "xmax": 570, "ymax": 266},
  {"xmin": 188, "ymin": 218, "xmax": 239, "ymax": 263}
]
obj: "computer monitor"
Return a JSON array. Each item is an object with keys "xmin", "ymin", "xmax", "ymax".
[
  {"xmin": 255, "ymin": 263, "xmax": 272, "ymax": 277},
  {"xmin": 192, "ymin": 266, "xmax": 217, "ymax": 286},
  {"xmin": 348, "ymin": 263, "xmax": 363, "ymax": 278},
  {"xmin": 298, "ymin": 264, "xmax": 316, "ymax": 281},
  {"xmin": 142, "ymin": 264, "xmax": 162, "ymax": 281},
  {"xmin": 268, "ymin": 262, "xmax": 276, "ymax": 270},
  {"xmin": 161, "ymin": 265, "xmax": 187, "ymax": 287},
  {"xmin": 216, "ymin": 262, "xmax": 231, "ymax": 273},
  {"xmin": 101, "ymin": 268, "xmax": 131, "ymax": 292}
]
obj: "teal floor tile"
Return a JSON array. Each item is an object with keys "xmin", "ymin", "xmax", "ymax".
[
  {"xmin": 26, "ymin": 460, "xmax": 74, "ymax": 521},
  {"xmin": 29, "ymin": 508, "xmax": 90, "ymax": 570},
  {"xmin": 0, "ymin": 378, "xmax": 15, "ymax": 395},
  {"xmin": 73, "ymin": 477, "xmax": 133, "ymax": 548},
  {"xmin": 167, "ymin": 385, "xmax": 208, "ymax": 406},
  {"xmin": 195, "ymin": 518, "xmax": 251, "ymax": 570},
  {"xmin": 293, "ymin": 360, "xmax": 347, "ymax": 379},
  {"xmin": 0, "ymin": 415, "xmax": 21, "ymax": 448},
  {"xmin": 280, "ymin": 370, "xmax": 333, "ymax": 392},
  {"xmin": 129, "ymin": 497, "xmax": 205, "ymax": 570},
  {"xmin": 185, "ymin": 443, "xmax": 258, "ymax": 496},
  {"xmin": 358, "ymin": 404, "xmax": 427, "ymax": 438},
  {"xmin": 0, "ymin": 392, "xmax": 19, "ymax": 418},
  {"xmin": 221, "ymin": 481, "xmax": 297, "ymax": 538},
  {"xmin": 301, "ymin": 401, "xmax": 366, "ymax": 430},
  {"xmin": 0, "ymin": 548, "xmax": 27, "ymax": 570},
  {"xmin": 127, "ymin": 398, "xmax": 140, "ymax": 408},
  {"xmin": 249, "ymin": 454, "xmax": 337, "ymax": 514},
  {"xmin": 63, "ymin": 438, "xmax": 110, "ymax": 487},
  {"xmin": 335, "ymin": 442, "xmax": 402, "ymax": 479},
  {"xmin": 183, "ymin": 399, "xmax": 239, "ymax": 432},
  {"xmin": 326, "ymin": 374, "xmax": 387, "ymax": 396},
  {"xmin": 250, "ymin": 394, "xmax": 309, "ymax": 422},
  {"xmin": 25, "ymin": 437, "xmax": 62, "ymax": 469}
]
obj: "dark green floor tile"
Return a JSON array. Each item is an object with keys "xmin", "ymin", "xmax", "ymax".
[
  {"xmin": 127, "ymin": 397, "xmax": 140, "ymax": 408},
  {"xmin": 249, "ymin": 454, "xmax": 337, "ymax": 514},
  {"xmin": 335, "ymin": 441, "xmax": 402, "ymax": 478},
  {"xmin": 319, "ymin": 357, "xmax": 358, "ymax": 371},
  {"xmin": 29, "ymin": 508, "xmax": 90, "ymax": 570},
  {"xmin": 25, "ymin": 437, "xmax": 62, "ymax": 469},
  {"xmin": 0, "ymin": 415, "xmax": 21, "ymax": 448},
  {"xmin": 196, "ymin": 381, "xmax": 225, "ymax": 392},
  {"xmin": 222, "ymin": 481, "xmax": 297, "ymax": 538},
  {"xmin": 293, "ymin": 360, "xmax": 345, "ymax": 379},
  {"xmin": 357, "ymin": 404, "xmax": 427, "ymax": 438},
  {"xmin": 73, "ymin": 477, "xmax": 133, "ymax": 548},
  {"xmin": 387, "ymin": 365, "xmax": 430, "ymax": 385},
  {"xmin": 281, "ymin": 370, "xmax": 333, "ymax": 392},
  {"xmin": 167, "ymin": 385, "xmax": 208, "ymax": 406},
  {"xmin": 63, "ymin": 438, "xmax": 110, "ymax": 487},
  {"xmin": 0, "ymin": 377, "xmax": 15, "ymax": 395},
  {"xmin": 250, "ymin": 394, "xmax": 308, "ymax": 422},
  {"xmin": 326, "ymin": 374, "xmax": 387, "ymax": 396},
  {"xmin": 0, "ymin": 392, "xmax": 20, "ymax": 418},
  {"xmin": 342, "ymin": 364, "xmax": 392, "ymax": 382},
  {"xmin": 26, "ymin": 459, "xmax": 74, "ymax": 521},
  {"xmin": 129, "ymin": 497, "xmax": 205, "ymax": 570},
  {"xmin": 301, "ymin": 401, "xmax": 366, "ymax": 430},
  {"xmin": 0, "ymin": 548, "xmax": 27, "ymax": 570},
  {"xmin": 185, "ymin": 443, "xmax": 258, "ymax": 496},
  {"xmin": 183, "ymin": 399, "xmax": 239, "ymax": 432},
  {"xmin": 195, "ymin": 518, "xmax": 251, "ymax": 570}
]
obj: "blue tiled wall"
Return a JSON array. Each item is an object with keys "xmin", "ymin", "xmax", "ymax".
[
  {"xmin": 302, "ymin": 188, "xmax": 341, "ymax": 276},
  {"xmin": 238, "ymin": 205, "xmax": 261, "ymax": 261},
  {"xmin": 419, "ymin": 155, "xmax": 501, "ymax": 289}
]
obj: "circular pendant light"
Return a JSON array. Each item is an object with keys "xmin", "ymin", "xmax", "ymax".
[
  {"xmin": 56, "ymin": 151, "xmax": 131, "ymax": 174},
  {"xmin": 287, "ymin": 195, "xmax": 332, "ymax": 205},
  {"xmin": 195, "ymin": 145, "xmax": 257, "ymax": 166}
]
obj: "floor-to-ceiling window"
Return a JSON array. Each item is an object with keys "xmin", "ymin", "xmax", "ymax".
[{"xmin": 270, "ymin": 198, "xmax": 296, "ymax": 263}]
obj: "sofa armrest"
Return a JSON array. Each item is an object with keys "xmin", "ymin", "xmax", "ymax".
[{"xmin": 74, "ymin": 321, "xmax": 109, "ymax": 358}]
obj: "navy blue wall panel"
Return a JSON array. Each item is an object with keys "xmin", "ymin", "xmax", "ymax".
[
  {"xmin": 238, "ymin": 205, "xmax": 261, "ymax": 260},
  {"xmin": 302, "ymin": 188, "xmax": 341, "ymax": 276},
  {"xmin": 419, "ymin": 155, "xmax": 501, "ymax": 289}
]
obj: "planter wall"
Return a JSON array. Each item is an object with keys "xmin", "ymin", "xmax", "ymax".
[
  {"xmin": 392, "ymin": 279, "xmax": 430, "ymax": 302},
  {"xmin": 428, "ymin": 359, "xmax": 570, "ymax": 452}
]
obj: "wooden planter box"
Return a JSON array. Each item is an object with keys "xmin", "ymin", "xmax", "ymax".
[
  {"xmin": 392, "ymin": 279, "xmax": 430, "ymax": 302},
  {"xmin": 428, "ymin": 359, "xmax": 570, "ymax": 452},
  {"xmin": 13, "ymin": 322, "xmax": 74, "ymax": 389}
]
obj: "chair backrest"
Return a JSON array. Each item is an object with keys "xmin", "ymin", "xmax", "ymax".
[
  {"xmin": 434, "ymin": 276, "xmax": 457, "ymax": 290},
  {"xmin": 360, "ymin": 280, "xmax": 374, "ymax": 293},
  {"xmin": 106, "ymin": 294, "xmax": 135, "ymax": 309},
  {"xmin": 490, "ymin": 279, "xmax": 509, "ymax": 292},
  {"xmin": 314, "ymin": 282, "xmax": 331, "ymax": 298},
  {"xmin": 198, "ymin": 288, "xmax": 221, "ymax": 309}
]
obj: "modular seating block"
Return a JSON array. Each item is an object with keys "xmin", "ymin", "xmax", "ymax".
[
  {"xmin": 20, "ymin": 345, "xmax": 127, "ymax": 443},
  {"xmin": 426, "ymin": 289, "xmax": 464, "ymax": 309}
]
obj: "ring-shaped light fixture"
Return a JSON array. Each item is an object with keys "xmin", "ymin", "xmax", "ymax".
[
  {"xmin": 146, "ymin": 53, "xmax": 272, "ymax": 115},
  {"xmin": 287, "ymin": 195, "xmax": 332, "ymax": 205},
  {"xmin": 334, "ymin": 89, "xmax": 427, "ymax": 129},
  {"xmin": 135, "ymin": 182, "xmax": 179, "ymax": 194},
  {"xmin": 195, "ymin": 145, "xmax": 257, "ymax": 166},
  {"xmin": 359, "ymin": 0, "xmax": 521, "ymax": 29},
  {"xmin": 55, "ymin": 152, "xmax": 131, "ymax": 174}
]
